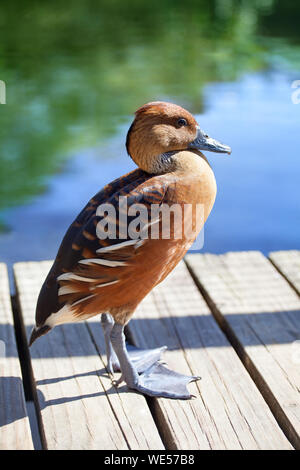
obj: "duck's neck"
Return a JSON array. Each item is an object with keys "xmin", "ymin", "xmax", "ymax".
[
  {"xmin": 165, "ymin": 150, "xmax": 217, "ymax": 219},
  {"xmin": 152, "ymin": 151, "xmax": 178, "ymax": 173},
  {"xmin": 130, "ymin": 150, "xmax": 177, "ymax": 174},
  {"xmin": 134, "ymin": 148, "xmax": 217, "ymax": 223},
  {"xmin": 170, "ymin": 149, "xmax": 211, "ymax": 174},
  {"xmin": 149, "ymin": 149, "xmax": 212, "ymax": 175},
  {"xmin": 134, "ymin": 148, "xmax": 213, "ymax": 175}
]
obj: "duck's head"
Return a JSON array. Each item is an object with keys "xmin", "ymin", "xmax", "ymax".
[{"xmin": 126, "ymin": 101, "xmax": 231, "ymax": 174}]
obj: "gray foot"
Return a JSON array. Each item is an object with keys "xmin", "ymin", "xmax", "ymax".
[
  {"xmin": 110, "ymin": 322, "xmax": 200, "ymax": 399},
  {"xmin": 122, "ymin": 344, "xmax": 167, "ymax": 373},
  {"xmin": 132, "ymin": 362, "xmax": 200, "ymax": 399}
]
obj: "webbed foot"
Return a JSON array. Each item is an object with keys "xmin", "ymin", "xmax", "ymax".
[
  {"xmin": 120, "ymin": 344, "xmax": 167, "ymax": 373},
  {"xmin": 110, "ymin": 322, "xmax": 200, "ymax": 399},
  {"xmin": 129, "ymin": 362, "xmax": 200, "ymax": 399}
]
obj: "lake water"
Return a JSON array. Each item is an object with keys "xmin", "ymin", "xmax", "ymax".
[{"xmin": 0, "ymin": 1, "xmax": 299, "ymax": 269}]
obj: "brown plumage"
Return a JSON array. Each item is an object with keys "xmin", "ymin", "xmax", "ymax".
[{"xmin": 29, "ymin": 101, "xmax": 230, "ymax": 399}]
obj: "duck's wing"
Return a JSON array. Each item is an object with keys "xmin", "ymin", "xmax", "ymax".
[
  {"xmin": 35, "ymin": 170, "xmax": 170, "ymax": 327},
  {"xmin": 55, "ymin": 168, "xmax": 147, "ymax": 265}
]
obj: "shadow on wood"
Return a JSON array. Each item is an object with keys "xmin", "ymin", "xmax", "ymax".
[
  {"xmin": 35, "ymin": 383, "xmax": 127, "ymax": 409},
  {"xmin": 3, "ymin": 308, "xmax": 300, "ymax": 359},
  {"xmin": 0, "ymin": 376, "xmax": 29, "ymax": 426}
]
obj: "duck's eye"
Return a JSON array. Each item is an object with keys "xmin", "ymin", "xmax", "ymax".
[{"xmin": 177, "ymin": 118, "xmax": 188, "ymax": 127}]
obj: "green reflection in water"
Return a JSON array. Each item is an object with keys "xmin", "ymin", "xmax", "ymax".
[{"xmin": 0, "ymin": 0, "xmax": 299, "ymax": 221}]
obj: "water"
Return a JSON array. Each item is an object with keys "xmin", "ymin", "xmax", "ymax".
[{"xmin": 0, "ymin": 1, "xmax": 300, "ymax": 268}]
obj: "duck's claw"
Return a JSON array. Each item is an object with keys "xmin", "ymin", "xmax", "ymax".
[{"xmin": 128, "ymin": 362, "xmax": 201, "ymax": 399}]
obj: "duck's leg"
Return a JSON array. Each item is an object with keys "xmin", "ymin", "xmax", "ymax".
[
  {"xmin": 101, "ymin": 313, "xmax": 167, "ymax": 375},
  {"xmin": 101, "ymin": 313, "xmax": 166, "ymax": 375},
  {"xmin": 110, "ymin": 322, "xmax": 200, "ymax": 399},
  {"xmin": 101, "ymin": 313, "xmax": 118, "ymax": 375}
]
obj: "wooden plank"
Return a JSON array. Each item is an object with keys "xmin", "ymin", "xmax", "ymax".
[
  {"xmin": 0, "ymin": 263, "xmax": 33, "ymax": 450},
  {"xmin": 269, "ymin": 250, "xmax": 300, "ymax": 296},
  {"xmin": 186, "ymin": 251, "xmax": 300, "ymax": 449},
  {"xmin": 13, "ymin": 261, "xmax": 164, "ymax": 450},
  {"xmin": 127, "ymin": 261, "xmax": 292, "ymax": 450}
]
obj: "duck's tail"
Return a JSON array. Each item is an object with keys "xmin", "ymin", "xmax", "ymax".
[{"xmin": 29, "ymin": 325, "xmax": 51, "ymax": 347}]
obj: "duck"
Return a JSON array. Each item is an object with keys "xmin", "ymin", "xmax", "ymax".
[{"xmin": 29, "ymin": 101, "xmax": 231, "ymax": 399}]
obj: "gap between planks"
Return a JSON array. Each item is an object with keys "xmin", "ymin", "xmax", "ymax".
[
  {"xmin": 185, "ymin": 251, "xmax": 300, "ymax": 450},
  {"xmin": 13, "ymin": 261, "xmax": 164, "ymax": 450},
  {"xmin": 269, "ymin": 251, "xmax": 300, "ymax": 298},
  {"xmin": 12, "ymin": 258, "xmax": 293, "ymax": 450},
  {"xmin": 0, "ymin": 263, "xmax": 34, "ymax": 450},
  {"xmin": 127, "ymin": 261, "xmax": 292, "ymax": 449}
]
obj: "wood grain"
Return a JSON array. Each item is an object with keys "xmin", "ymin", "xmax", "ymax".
[
  {"xmin": 128, "ymin": 261, "xmax": 292, "ymax": 449},
  {"xmin": 269, "ymin": 250, "xmax": 300, "ymax": 296},
  {"xmin": 0, "ymin": 263, "xmax": 33, "ymax": 450},
  {"xmin": 13, "ymin": 261, "xmax": 163, "ymax": 450},
  {"xmin": 186, "ymin": 251, "xmax": 300, "ymax": 449}
]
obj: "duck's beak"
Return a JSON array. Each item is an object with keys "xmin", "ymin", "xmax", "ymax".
[{"xmin": 188, "ymin": 126, "xmax": 231, "ymax": 155}]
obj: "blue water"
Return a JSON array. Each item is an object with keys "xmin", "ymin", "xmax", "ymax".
[{"xmin": 0, "ymin": 70, "xmax": 299, "ymax": 270}]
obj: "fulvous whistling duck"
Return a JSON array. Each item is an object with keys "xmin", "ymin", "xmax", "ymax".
[{"xmin": 29, "ymin": 101, "xmax": 231, "ymax": 399}]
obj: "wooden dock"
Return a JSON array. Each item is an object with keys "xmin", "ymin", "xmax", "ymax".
[{"xmin": 0, "ymin": 250, "xmax": 299, "ymax": 450}]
